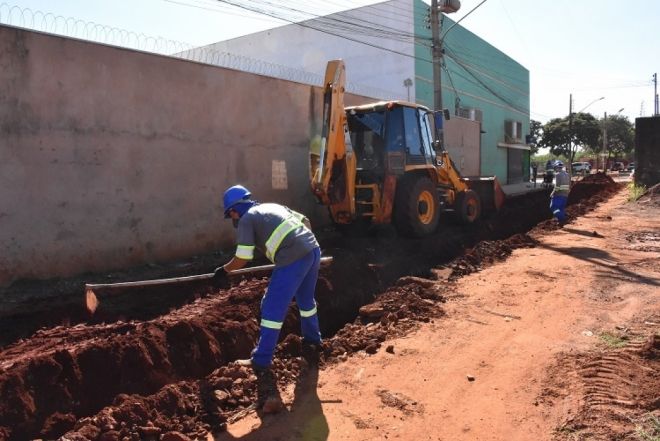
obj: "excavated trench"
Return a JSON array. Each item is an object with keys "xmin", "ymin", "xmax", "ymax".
[{"xmin": 0, "ymin": 174, "xmax": 620, "ymax": 441}]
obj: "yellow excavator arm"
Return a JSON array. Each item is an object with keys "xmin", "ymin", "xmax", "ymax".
[{"xmin": 309, "ymin": 60, "xmax": 356, "ymax": 222}]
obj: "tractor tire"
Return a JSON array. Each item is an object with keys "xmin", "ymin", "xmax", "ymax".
[
  {"xmin": 393, "ymin": 175, "xmax": 440, "ymax": 237},
  {"xmin": 454, "ymin": 189, "xmax": 481, "ymax": 224}
]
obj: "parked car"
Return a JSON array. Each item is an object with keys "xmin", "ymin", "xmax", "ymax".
[
  {"xmin": 545, "ymin": 159, "xmax": 564, "ymax": 171},
  {"xmin": 611, "ymin": 162, "xmax": 625, "ymax": 172},
  {"xmin": 543, "ymin": 160, "xmax": 563, "ymax": 187},
  {"xmin": 572, "ymin": 162, "xmax": 591, "ymax": 174},
  {"xmin": 627, "ymin": 162, "xmax": 635, "ymax": 171}
]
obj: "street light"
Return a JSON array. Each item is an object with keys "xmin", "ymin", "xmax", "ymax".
[
  {"xmin": 576, "ymin": 96, "xmax": 605, "ymax": 114},
  {"xmin": 403, "ymin": 78, "xmax": 413, "ymax": 102}
]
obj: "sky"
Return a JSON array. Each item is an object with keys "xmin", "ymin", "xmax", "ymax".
[{"xmin": 1, "ymin": 0, "xmax": 657, "ymax": 124}]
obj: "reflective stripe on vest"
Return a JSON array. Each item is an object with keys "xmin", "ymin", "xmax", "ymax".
[
  {"xmin": 292, "ymin": 211, "xmax": 305, "ymax": 221},
  {"xmin": 557, "ymin": 185, "xmax": 570, "ymax": 191},
  {"xmin": 300, "ymin": 304, "xmax": 317, "ymax": 318},
  {"xmin": 261, "ymin": 319, "xmax": 283, "ymax": 330},
  {"xmin": 265, "ymin": 216, "xmax": 304, "ymax": 262},
  {"xmin": 235, "ymin": 245, "xmax": 255, "ymax": 260}
]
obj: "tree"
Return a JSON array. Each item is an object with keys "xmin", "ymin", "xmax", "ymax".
[
  {"xmin": 528, "ymin": 119, "xmax": 543, "ymax": 154},
  {"xmin": 539, "ymin": 112, "xmax": 600, "ymax": 166},
  {"xmin": 600, "ymin": 114, "xmax": 634, "ymax": 162}
]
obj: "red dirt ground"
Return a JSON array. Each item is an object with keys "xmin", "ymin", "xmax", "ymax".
[{"xmin": 2, "ymin": 173, "xmax": 649, "ymax": 441}]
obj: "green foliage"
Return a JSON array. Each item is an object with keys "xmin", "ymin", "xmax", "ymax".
[
  {"xmin": 601, "ymin": 114, "xmax": 635, "ymax": 159},
  {"xmin": 528, "ymin": 119, "xmax": 543, "ymax": 154},
  {"xmin": 628, "ymin": 182, "xmax": 647, "ymax": 202},
  {"xmin": 599, "ymin": 332, "xmax": 628, "ymax": 348},
  {"xmin": 539, "ymin": 112, "xmax": 601, "ymax": 164}
]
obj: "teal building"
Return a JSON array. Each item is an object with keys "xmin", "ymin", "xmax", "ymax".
[{"xmin": 413, "ymin": 0, "xmax": 531, "ymax": 183}]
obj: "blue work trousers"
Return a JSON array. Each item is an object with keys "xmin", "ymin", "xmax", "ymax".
[
  {"xmin": 252, "ymin": 247, "xmax": 322, "ymax": 368},
  {"xmin": 550, "ymin": 195, "xmax": 568, "ymax": 224}
]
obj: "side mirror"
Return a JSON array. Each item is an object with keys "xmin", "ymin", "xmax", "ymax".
[
  {"xmin": 433, "ymin": 109, "xmax": 451, "ymax": 129},
  {"xmin": 433, "ymin": 111, "xmax": 444, "ymax": 130}
]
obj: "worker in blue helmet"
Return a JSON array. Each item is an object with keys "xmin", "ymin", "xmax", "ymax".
[
  {"xmin": 214, "ymin": 184, "xmax": 322, "ymax": 412},
  {"xmin": 549, "ymin": 162, "xmax": 570, "ymax": 227}
]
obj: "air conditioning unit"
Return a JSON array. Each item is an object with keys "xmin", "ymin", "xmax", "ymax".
[{"xmin": 504, "ymin": 120, "xmax": 522, "ymax": 143}]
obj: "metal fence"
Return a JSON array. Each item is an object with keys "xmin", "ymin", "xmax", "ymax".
[{"xmin": 0, "ymin": 2, "xmax": 400, "ymax": 100}]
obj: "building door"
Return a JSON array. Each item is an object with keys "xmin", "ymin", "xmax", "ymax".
[{"xmin": 507, "ymin": 148, "xmax": 524, "ymax": 184}]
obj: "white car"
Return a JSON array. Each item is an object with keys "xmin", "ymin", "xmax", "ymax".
[{"xmin": 572, "ymin": 162, "xmax": 591, "ymax": 173}]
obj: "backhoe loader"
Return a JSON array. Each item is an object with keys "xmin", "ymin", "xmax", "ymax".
[{"xmin": 310, "ymin": 59, "xmax": 505, "ymax": 237}]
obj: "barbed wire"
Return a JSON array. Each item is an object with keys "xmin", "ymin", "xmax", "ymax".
[{"xmin": 0, "ymin": 2, "xmax": 402, "ymax": 100}]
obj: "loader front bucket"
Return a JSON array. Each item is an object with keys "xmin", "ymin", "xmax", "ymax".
[{"xmin": 463, "ymin": 176, "xmax": 505, "ymax": 214}]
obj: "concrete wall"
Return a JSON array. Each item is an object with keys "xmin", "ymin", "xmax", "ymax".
[
  {"xmin": 0, "ymin": 25, "xmax": 373, "ymax": 286},
  {"xmin": 634, "ymin": 116, "xmax": 660, "ymax": 187},
  {"xmin": 444, "ymin": 117, "xmax": 481, "ymax": 176}
]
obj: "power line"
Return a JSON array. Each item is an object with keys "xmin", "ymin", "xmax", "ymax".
[
  {"xmin": 164, "ymin": 0, "xmax": 282, "ymax": 22},
  {"xmin": 211, "ymin": 0, "xmax": 434, "ymax": 60},
  {"xmin": 440, "ymin": 0, "xmax": 488, "ymax": 40},
  {"xmin": 444, "ymin": 50, "xmax": 529, "ymax": 114},
  {"xmin": 214, "ymin": 0, "xmax": 428, "ymax": 43}
]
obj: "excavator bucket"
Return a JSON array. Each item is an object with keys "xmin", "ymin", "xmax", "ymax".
[{"xmin": 463, "ymin": 176, "xmax": 506, "ymax": 214}]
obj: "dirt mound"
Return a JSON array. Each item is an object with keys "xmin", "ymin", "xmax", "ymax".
[
  {"xmin": 567, "ymin": 172, "xmax": 618, "ymax": 205},
  {"xmin": 327, "ymin": 276, "xmax": 444, "ymax": 357},
  {"xmin": 443, "ymin": 234, "xmax": 539, "ymax": 279},
  {"xmin": 0, "ymin": 282, "xmax": 264, "ymax": 440}
]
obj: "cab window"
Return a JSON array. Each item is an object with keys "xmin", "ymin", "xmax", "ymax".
[
  {"xmin": 403, "ymin": 107, "xmax": 423, "ymax": 157},
  {"xmin": 419, "ymin": 110, "xmax": 435, "ymax": 161}
]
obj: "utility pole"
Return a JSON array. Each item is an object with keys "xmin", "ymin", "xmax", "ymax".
[
  {"xmin": 430, "ymin": 1, "xmax": 461, "ymax": 112},
  {"xmin": 654, "ymin": 73, "xmax": 658, "ymax": 115},
  {"xmin": 431, "ymin": 0, "xmax": 443, "ymax": 112},
  {"xmin": 602, "ymin": 111, "xmax": 608, "ymax": 172},
  {"xmin": 569, "ymin": 94, "xmax": 573, "ymax": 165}
]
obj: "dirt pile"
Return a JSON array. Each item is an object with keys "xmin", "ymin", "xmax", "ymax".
[
  {"xmin": 0, "ymin": 282, "xmax": 264, "ymax": 440},
  {"xmin": 443, "ymin": 234, "xmax": 539, "ymax": 279},
  {"xmin": 567, "ymin": 172, "xmax": 619, "ymax": 205}
]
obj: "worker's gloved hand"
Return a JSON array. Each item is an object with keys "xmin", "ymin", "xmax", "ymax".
[{"xmin": 212, "ymin": 266, "xmax": 229, "ymax": 289}]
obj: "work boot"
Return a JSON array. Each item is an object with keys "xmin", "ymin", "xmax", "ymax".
[
  {"xmin": 301, "ymin": 340, "xmax": 322, "ymax": 368},
  {"xmin": 254, "ymin": 367, "xmax": 283, "ymax": 414}
]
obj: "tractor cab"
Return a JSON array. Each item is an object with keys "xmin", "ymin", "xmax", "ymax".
[{"xmin": 347, "ymin": 101, "xmax": 439, "ymax": 175}]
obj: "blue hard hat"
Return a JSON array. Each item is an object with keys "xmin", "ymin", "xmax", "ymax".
[{"xmin": 223, "ymin": 185, "xmax": 252, "ymax": 218}]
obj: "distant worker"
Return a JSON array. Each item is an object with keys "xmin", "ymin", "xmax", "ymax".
[
  {"xmin": 550, "ymin": 162, "xmax": 570, "ymax": 227},
  {"xmin": 213, "ymin": 184, "xmax": 323, "ymax": 411}
]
